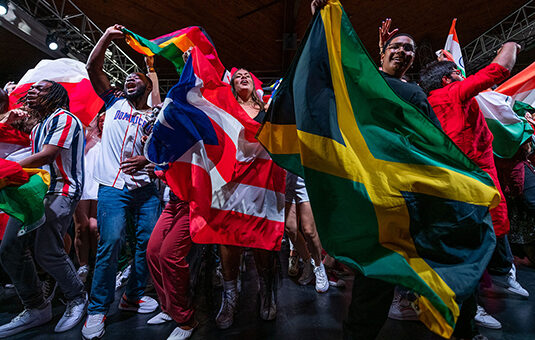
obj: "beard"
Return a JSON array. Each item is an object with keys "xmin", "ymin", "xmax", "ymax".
[{"xmin": 125, "ymin": 84, "xmax": 147, "ymax": 101}]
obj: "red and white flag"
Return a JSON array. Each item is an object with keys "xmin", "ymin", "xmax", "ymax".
[
  {"xmin": 8, "ymin": 58, "xmax": 103, "ymax": 127},
  {"xmin": 146, "ymin": 47, "xmax": 286, "ymax": 251}
]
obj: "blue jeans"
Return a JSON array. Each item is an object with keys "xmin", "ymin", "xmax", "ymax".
[{"xmin": 88, "ymin": 183, "xmax": 160, "ymax": 314}]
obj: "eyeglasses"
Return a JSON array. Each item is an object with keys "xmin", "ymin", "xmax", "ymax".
[{"xmin": 386, "ymin": 43, "xmax": 415, "ymax": 53}]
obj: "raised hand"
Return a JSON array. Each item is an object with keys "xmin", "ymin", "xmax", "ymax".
[
  {"xmin": 311, "ymin": 0, "xmax": 329, "ymax": 15},
  {"xmin": 104, "ymin": 24, "xmax": 126, "ymax": 40},
  {"xmin": 379, "ymin": 18, "xmax": 399, "ymax": 53}
]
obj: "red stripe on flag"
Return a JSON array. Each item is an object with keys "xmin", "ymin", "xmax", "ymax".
[
  {"xmin": 9, "ymin": 79, "xmax": 102, "ymax": 127},
  {"xmin": 0, "ymin": 123, "xmax": 30, "ymax": 147},
  {"xmin": 234, "ymin": 158, "xmax": 286, "ymax": 193},
  {"xmin": 57, "ymin": 114, "xmax": 72, "ymax": 148},
  {"xmin": 191, "ymin": 208, "xmax": 284, "ymax": 251}
]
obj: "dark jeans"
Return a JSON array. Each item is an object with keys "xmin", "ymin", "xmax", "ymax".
[
  {"xmin": 487, "ymin": 235, "xmax": 513, "ymax": 275},
  {"xmin": 88, "ymin": 184, "xmax": 160, "ymax": 314},
  {"xmin": 0, "ymin": 194, "xmax": 85, "ymax": 309},
  {"xmin": 343, "ymin": 273, "xmax": 395, "ymax": 340}
]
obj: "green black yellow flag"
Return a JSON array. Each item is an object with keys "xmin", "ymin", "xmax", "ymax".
[{"xmin": 257, "ymin": 2, "xmax": 499, "ymax": 338}]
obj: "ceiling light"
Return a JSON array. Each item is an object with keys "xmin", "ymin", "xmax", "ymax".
[
  {"xmin": 0, "ymin": 0, "xmax": 8, "ymax": 16},
  {"xmin": 46, "ymin": 32, "xmax": 58, "ymax": 50}
]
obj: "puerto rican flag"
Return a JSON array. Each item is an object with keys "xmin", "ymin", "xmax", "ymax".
[
  {"xmin": 8, "ymin": 58, "xmax": 103, "ymax": 127},
  {"xmin": 145, "ymin": 47, "xmax": 286, "ymax": 251}
]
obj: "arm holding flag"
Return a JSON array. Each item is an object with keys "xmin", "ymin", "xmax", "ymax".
[
  {"xmin": 457, "ymin": 42, "xmax": 520, "ymax": 102},
  {"xmin": 86, "ymin": 24, "xmax": 125, "ymax": 95}
]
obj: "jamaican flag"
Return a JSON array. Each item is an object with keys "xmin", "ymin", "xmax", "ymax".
[
  {"xmin": 257, "ymin": 2, "xmax": 499, "ymax": 338},
  {"xmin": 123, "ymin": 26, "xmax": 226, "ymax": 78}
]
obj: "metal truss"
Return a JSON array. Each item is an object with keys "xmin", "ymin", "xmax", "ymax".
[
  {"xmin": 463, "ymin": 0, "xmax": 535, "ymax": 74},
  {"xmin": 13, "ymin": 0, "xmax": 140, "ymax": 85}
]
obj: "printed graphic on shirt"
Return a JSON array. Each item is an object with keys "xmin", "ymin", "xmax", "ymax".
[{"xmin": 93, "ymin": 89, "xmax": 153, "ymax": 190}]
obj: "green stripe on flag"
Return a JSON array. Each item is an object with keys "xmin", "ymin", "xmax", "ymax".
[{"xmin": 0, "ymin": 173, "xmax": 48, "ymax": 235}]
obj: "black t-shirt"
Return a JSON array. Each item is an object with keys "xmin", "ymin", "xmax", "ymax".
[
  {"xmin": 380, "ymin": 71, "xmax": 442, "ymax": 130},
  {"xmin": 254, "ymin": 109, "xmax": 267, "ymax": 123}
]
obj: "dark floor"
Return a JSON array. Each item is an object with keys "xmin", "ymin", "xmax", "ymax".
[{"xmin": 1, "ymin": 249, "xmax": 535, "ymax": 340}]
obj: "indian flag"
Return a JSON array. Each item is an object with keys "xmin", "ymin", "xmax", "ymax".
[
  {"xmin": 444, "ymin": 19, "xmax": 466, "ymax": 77},
  {"xmin": 476, "ymin": 91, "xmax": 533, "ymax": 158},
  {"xmin": 496, "ymin": 61, "xmax": 535, "ymax": 110}
]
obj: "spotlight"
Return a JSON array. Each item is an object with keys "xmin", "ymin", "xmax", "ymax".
[
  {"xmin": 0, "ymin": 0, "xmax": 8, "ymax": 16},
  {"xmin": 46, "ymin": 33, "xmax": 58, "ymax": 50}
]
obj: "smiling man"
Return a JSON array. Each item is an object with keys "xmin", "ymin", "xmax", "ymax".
[
  {"xmin": 82, "ymin": 24, "xmax": 161, "ymax": 340},
  {"xmin": 0, "ymin": 80, "xmax": 87, "ymax": 337}
]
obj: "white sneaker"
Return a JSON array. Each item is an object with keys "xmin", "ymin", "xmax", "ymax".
[
  {"xmin": 313, "ymin": 261, "xmax": 329, "ymax": 293},
  {"xmin": 388, "ymin": 290, "xmax": 419, "ymax": 321},
  {"xmin": 505, "ymin": 265, "xmax": 529, "ymax": 297},
  {"xmin": 475, "ymin": 305, "xmax": 501, "ymax": 329},
  {"xmin": 0, "ymin": 302, "xmax": 52, "ymax": 338},
  {"xmin": 215, "ymin": 289, "xmax": 238, "ymax": 329},
  {"xmin": 167, "ymin": 325, "xmax": 195, "ymax": 340},
  {"xmin": 298, "ymin": 258, "xmax": 314, "ymax": 285},
  {"xmin": 147, "ymin": 311, "xmax": 173, "ymax": 325},
  {"xmin": 81, "ymin": 313, "xmax": 105, "ymax": 339},
  {"xmin": 118, "ymin": 295, "xmax": 158, "ymax": 314},
  {"xmin": 288, "ymin": 255, "xmax": 299, "ymax": 277},
  {"xmin": 77, "ymin": 265, "xmax": 90, "ymax": 284},
  {"xmin": 55, "ymin": 293, "xmax": 88, "ymax": 332}
]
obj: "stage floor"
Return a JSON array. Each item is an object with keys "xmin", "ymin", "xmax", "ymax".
[{"xmin": 1, "ymin": 248, "xmax": 534, "ymax": 340}]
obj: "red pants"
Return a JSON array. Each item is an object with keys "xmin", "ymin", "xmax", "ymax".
[{"xmin": 146, "ymin": 200, "xmax": 193, "ymax": 323}]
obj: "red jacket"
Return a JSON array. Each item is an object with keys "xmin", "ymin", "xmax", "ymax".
[{"xmin": 428, "ymin": 63, "xmax": 510, "ymax": 236}]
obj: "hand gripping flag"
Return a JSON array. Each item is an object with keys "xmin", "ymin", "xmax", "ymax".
[
  {"xmin": 8, "ymin": 58, "xmax": 103, "ymax": 127},
  {"xmin": 257, "ymin": 2, "xmax": 499, "ymax": 338},
  {"xmin": 145, "ymin": 47, "xmax": 286, "ymax": 251},
  {"xmin": 0, "ymin": 159, "xmax": 50, "ymax": 236},
  {"xmin": 123, "ymin": 26, "xmax": 226, "ymax": 79}
]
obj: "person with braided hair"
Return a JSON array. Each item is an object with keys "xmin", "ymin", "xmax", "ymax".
[{"xmin": 0, "ymin": 80, "xmax": 87, "ymax": 337}]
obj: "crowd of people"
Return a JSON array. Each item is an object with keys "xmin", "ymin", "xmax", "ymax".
[{"xmin": 0, "ymin": 0, "xmax": 533, "ymax": 339}]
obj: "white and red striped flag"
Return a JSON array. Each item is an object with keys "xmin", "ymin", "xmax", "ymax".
[
  {"xmin": 8, "ymin": 58, "xmax": 103, "ymax": 127},
  {"xmin": 146, "ymin": 47, "xmax": 285, "ymax": 251},
  {"xmin": 444, "ymin": 18, "xmax": 466, "ymax": 77}
]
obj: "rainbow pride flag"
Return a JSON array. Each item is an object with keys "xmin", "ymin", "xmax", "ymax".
[
  {"xmin": 257, "ymin": 2, "xmax": 498, "ymax": 337},
  {"xmin": 123, "ymin": 26, "xmax": 226, "ymax": 78}
]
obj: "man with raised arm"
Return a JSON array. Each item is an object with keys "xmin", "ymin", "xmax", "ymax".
[{"xmin": 82, "ymin": 24, "xmax": 160, "ymax": 340}]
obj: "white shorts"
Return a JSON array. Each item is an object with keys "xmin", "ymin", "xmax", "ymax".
[
  {"xmin": 285, "ymin": 172, "xmax": 309, "ymax": 204},
  {"xmin": 80, "ymin": 141, "xmax": 101, "ymax": 201}
]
